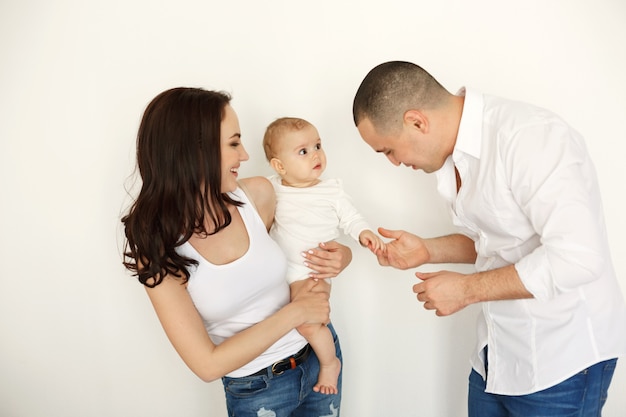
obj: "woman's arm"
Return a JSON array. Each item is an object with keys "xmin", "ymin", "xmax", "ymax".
[{"xmin": 145, "ymin": 275, "xmax": 330, "ymax": 382}]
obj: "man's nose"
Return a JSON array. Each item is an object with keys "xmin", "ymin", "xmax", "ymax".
[{"xmin": 387, "ymin": 154, "xmax": 400, "ymax": 166}]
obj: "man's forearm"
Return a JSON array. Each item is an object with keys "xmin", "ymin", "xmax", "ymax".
[
  {"xmin": 426, "ymin": 234, "xmax": 477, "ymax": 264},
  {"xmin": 466, "ymin": 264, "xmax": 534, "ymax": 303}
]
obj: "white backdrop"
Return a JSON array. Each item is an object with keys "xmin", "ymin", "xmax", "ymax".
[{"xmin": 1, "ymin": 1, "xmax": 625, "ymax": 416}]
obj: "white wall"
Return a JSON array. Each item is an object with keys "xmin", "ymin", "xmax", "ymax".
[{"xmin": 1, "ymin": 1, "xmax": 625, "ymax": 416}]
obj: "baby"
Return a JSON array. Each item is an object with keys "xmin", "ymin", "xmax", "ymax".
[{"xmin": 263, "ymin": 117, "xmax": 385, "ymax": 394}]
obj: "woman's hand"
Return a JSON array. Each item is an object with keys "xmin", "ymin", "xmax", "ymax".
[
  {"xmin": 302, "ymin": 241, "xmax": 353, "ymax": 279},
  {"xmin": 289, "ymin": 278, "xmax": 331, "ymax": 325}
]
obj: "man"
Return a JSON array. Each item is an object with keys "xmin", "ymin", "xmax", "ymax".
[{"xmin": 353, "ymin": 61, "xmax": 626, "ymax": 416}]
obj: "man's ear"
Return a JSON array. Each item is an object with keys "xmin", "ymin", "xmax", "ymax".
[
  {"xmin": 403, "ymin": 110, "xmax": 428, "ymax": 133},
  {"xmin": 270, "ymin": 158, "xmax": 286, "ymax": 175}
]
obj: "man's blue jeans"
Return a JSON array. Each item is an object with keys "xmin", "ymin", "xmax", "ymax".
[
  {"xmin": 221, "ymin": 323, "xmax": 342, "ymax": 417},
  {"xmin": 468, "ymin": 358, "xmax": 617, "ymax": 417}
]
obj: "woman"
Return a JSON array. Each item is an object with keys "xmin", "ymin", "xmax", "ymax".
[{"xmin": 121, "ymin": 87, "xmax": 351, "ymax": 416}]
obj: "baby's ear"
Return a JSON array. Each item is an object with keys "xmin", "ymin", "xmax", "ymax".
[{"xmin": 270, "ymin": 158, "xmax": 286, "ymax": 175}]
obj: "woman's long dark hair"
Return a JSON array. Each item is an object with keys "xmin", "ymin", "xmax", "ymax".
[{"xmin": 122, "ymin": 87, "xmax": 242, "ymax": 287}]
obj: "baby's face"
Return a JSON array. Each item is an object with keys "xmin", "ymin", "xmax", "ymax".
[{"xmin": 274, "ymin": 124, "xmax": 327, "ymax": 187}]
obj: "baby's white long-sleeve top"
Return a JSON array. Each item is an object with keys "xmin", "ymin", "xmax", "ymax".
[{"xmin": 268, "ymin": 175, "xmax": 370, "ymax": 283}]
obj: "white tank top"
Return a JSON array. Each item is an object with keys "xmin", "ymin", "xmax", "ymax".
[{"xmin": 177, "ymin": 188, "xmax": 307, "ymax": 377}]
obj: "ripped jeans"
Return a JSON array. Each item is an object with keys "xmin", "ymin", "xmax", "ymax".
[{"xmin": 222, "ymin": 323, "xmax": 342, "ymax": 417}]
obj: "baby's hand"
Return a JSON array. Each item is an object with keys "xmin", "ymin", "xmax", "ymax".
[{"xmin": 359, "ymin": 230, "xmax": 386, "ymax": 253}]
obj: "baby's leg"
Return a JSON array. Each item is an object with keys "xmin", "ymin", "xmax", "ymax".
[{"xmin": 290, "ymin": 280, "xmax": 341, "ymax": 395}]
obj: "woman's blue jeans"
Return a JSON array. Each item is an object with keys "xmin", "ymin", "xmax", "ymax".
[
  {"xmin": 468, "ymin": 358, "xmax": 617, "ymax": 417},
  {"xmin": 221, "ymin": 323, "xmax": 342, "ymax": 417}
]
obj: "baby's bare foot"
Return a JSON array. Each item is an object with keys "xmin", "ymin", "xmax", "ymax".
[{"xmin": 312, "ymin": 357, "xmax": 341, "ymax": 395}]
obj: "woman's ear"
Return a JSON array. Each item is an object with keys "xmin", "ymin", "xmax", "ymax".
[
  {"xmin": 270, "ymin": 158, "xmax": 286, "ymax": 175},
  {"xmin": 403, "ymin": 109, "xmax": 428, "ymax": 133}
]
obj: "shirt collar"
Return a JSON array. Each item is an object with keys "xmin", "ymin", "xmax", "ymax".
[{"xmin": 454, "ymin": 87, "xmax": 483, "ymax": 160}]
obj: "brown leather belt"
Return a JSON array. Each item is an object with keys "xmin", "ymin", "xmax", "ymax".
[{"xmin": 247, "ymin": 344, "xmax": 312, "ymax": 377}]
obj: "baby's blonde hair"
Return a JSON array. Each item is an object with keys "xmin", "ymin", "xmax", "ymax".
[{"xmin": 263, "ymin": 117, "xmax": 313, "ymax": 161}]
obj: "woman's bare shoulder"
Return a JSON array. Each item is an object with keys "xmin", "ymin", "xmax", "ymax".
[{"xmin": 239, "ymin": 176, "xmax": 275, "ymax": 228}]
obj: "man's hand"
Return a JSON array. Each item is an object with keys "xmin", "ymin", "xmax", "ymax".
[
  {"xmin": 413, "ymin": 270, "xmax": 471, "ymax": 316},
  {"xmin": 413, "ymin": 265, "xmax": 533, "ymax": 316},
  {"xmin": 373, "ymin": 227, "xmax": 430, "ymax": 270}
]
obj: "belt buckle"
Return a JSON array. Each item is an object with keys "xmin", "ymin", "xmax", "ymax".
[
  {"xmin": 271, "ymin": 356, "xmax": 297, "ymax": 375},
  {"xmin": 271, "ymin": 361, "xmax": 284, "ymax": 375}
]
